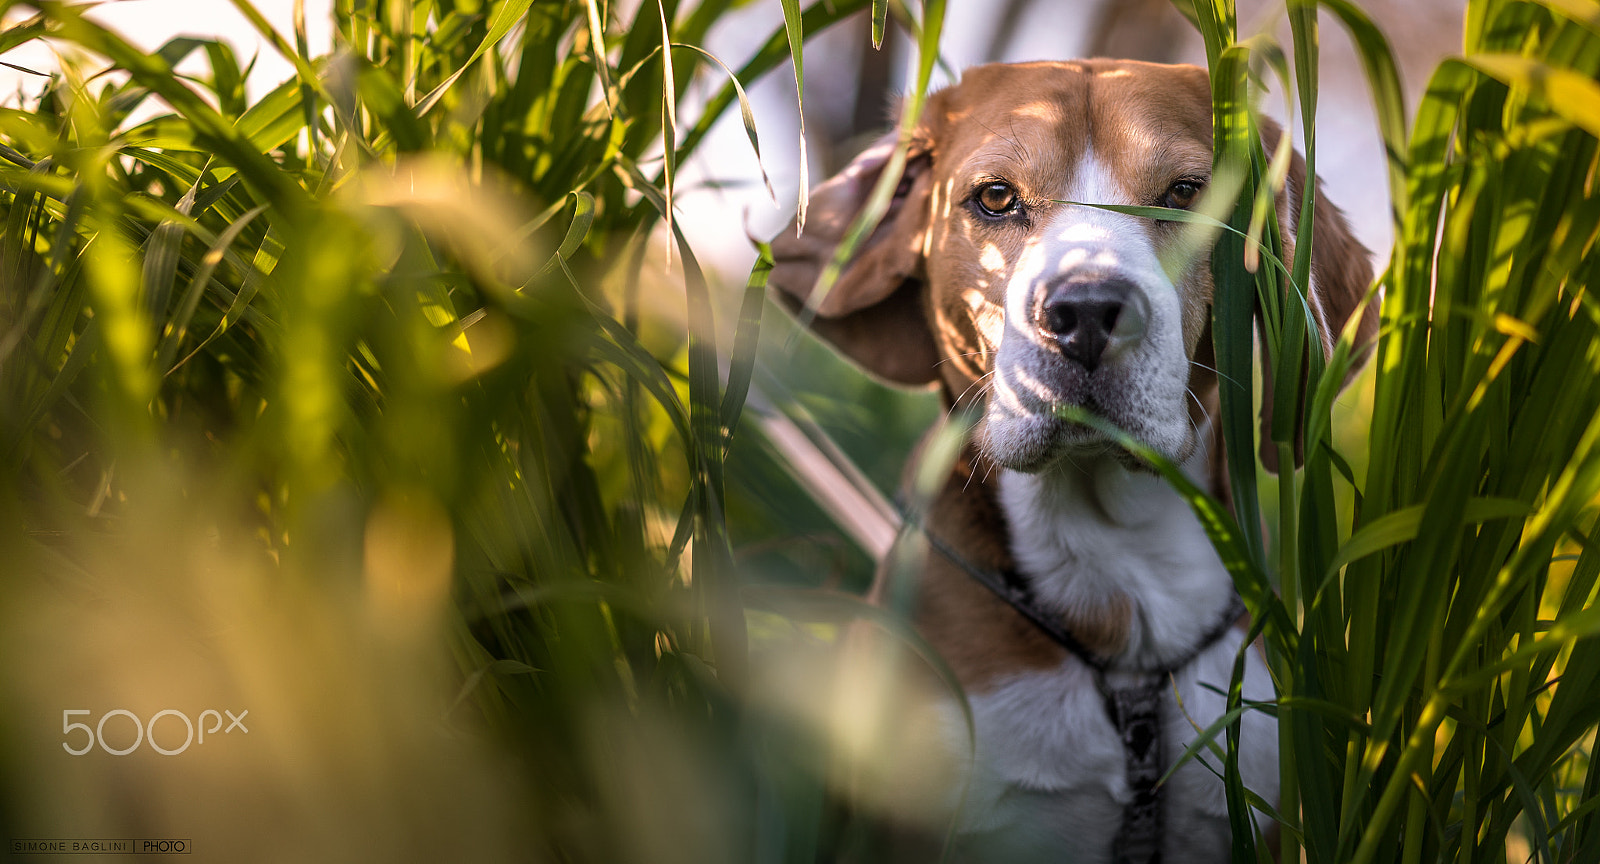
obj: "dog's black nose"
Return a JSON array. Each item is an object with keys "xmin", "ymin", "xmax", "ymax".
[{"xmin": 1038, "ymin": 277, "xmax": 1135, "ymax": 372}]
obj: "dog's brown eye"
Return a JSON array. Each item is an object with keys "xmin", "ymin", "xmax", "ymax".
[
  {"xmin": 976, "ymin": 182, "xmax": 1019, "ymax": 217},
  {"xmin": 1163, "ymin": 180, "xmax": 1202, "ymax": 210}
]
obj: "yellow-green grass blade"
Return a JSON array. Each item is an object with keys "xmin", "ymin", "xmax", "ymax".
[
  {"xmin": 801, "ymin": 0, "xmax": 944, "ymax": 325},
  {"xmin": 678, "ymin": 0, "xmax": 868, "ymax": 159},
  {"xmin": 414, "ymin": 0, "xmax": 535, "ymax": 116},
  {"xmin": 672, "ymin": 43, "xmax": 776, "ymax": 201},
  {"xmin": 156, "ymin": 203, "xmax": 269, "ymax": 375},
  {"xmin": 657, "ymin": 0, "xmax": 678, "ymax": 267},
  {"xmin": 720, "ymin": 242, "xmax": 774, "ymax": 450},
  {"xmin": 224, "ymin": 0, "xmax": 326, "ymax": 103},
  {"xmin": 1460, "ymin": 52, "xmax": 1600, "ymax": 139},
  {"xmin": 1205, "ymin": 41, "xmax": 1267, "ymax": 571},
  {"xmin": 45, "ymin": 5, "xmax": 309, "ymax": 214},
  {"xmin": 584, "ymin": 0, "xmax": 622, "ymax": 123},
  {"xmin": 533, "ymin": 191, "xmax": 596, "ymax": 281},
  {"xmin": 778, "ymin": 0, "xmax": 808, "ymax": 233},
  {"xmin": 1319, "ymin": 0, "xmax": 1410, "ymax": 226},
  {"xmin": 1324, "ymin": 497, "xmax": 1529, "ymax": 580}
]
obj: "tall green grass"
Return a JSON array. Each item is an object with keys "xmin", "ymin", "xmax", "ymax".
[
  {"xmin": 3, "ymin": 0, "xmax": 1600, "ymax": 861},
  {"xmin": 1171, "ymin": 1, "xmax": 1600, "ymax": 862}
]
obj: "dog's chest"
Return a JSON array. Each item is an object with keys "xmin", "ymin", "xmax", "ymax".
[
  {"xmin": 951, "ymin": 633, "xmax": 1270, "ymax": 863},
  {"xmin": 937, "ymin": 462, "xmax": 1277, "ymax": 862},
  {"xmin": 998, "ymin": 461, "xmax": 1236, "ymax": 667}
]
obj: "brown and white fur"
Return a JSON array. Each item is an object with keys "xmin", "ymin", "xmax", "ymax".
[{"xmin": 769, "ymin": 60, "xmax": 1377, "ymax": 862}]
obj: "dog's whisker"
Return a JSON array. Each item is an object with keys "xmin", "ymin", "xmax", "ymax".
[
  {"xmin": 934, "ymin": 350, "xmax": 990, "ymax": 370},
  {"xmin": 959, "ymin": 376, "xmax": 998, "ymax": 493},
  {"xmin": 1182, "ymin": 389, "xmax": 1207, "ymax": 442},
  {"xmin": 953, "ymin": 369, "xmax": 996, "ymax": 410},
  {"xmin": 1184, "ymin": 387, "xmax": 1214, "ymax": 426},
  {"xmin": 1188, "ymin": 359, "xmax": 1243, "ymax": 390}
]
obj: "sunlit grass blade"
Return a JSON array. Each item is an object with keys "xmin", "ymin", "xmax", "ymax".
[
  {"xmin": 1459, "ymin": 53, "xmax": 1600, "ymax": 137},
  {"xmin": 155, "ymin": 203, "xmax": 268, "ymax": 374},
  {"xmin": 778, "ymin": 0, "xmax": 808, "ymax": 233},
  {"xmin": 414, "ymin": 0, "xmax": 535, "ymax": 116},
  {"xmin": 48, "ymin": 7, "xmax": 308, "ymax": 212},
  {"xmin": 534, "ymin": 191, "xmax": 595, "ymax": 279},
  {"xmin": 1322, "ymin": 497, "xmax": 1528, "ymax": 579},
  {"xmin": 801, "ymin": 0, "xmax": 944, "ymax": 322},
  {"xmin": 584, "ymin": 0, "xmax": 621, "ymax": 121},
  {"xmin": 720, "ymin": 241, "xmax": 773, "ymax": 448},
  {"xmin": 678, "ymin": 0, "xmax": 867, "ymax": 159},
  {"xmin": 1319, "ymin": 0, "xmax": 1409, "ymax": 225},
  {"xmin": 673, "ymin": 43, "xmax": 777, "ymax": 201}
]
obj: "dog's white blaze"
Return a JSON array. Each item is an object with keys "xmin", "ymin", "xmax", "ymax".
[
  {"xmin": 984, "ymin": 148, "xmax": 1198, "ymax": 469},
  {"xmin": 999, "ymin": 150, "xmax": 1144, "ymax": 332}
]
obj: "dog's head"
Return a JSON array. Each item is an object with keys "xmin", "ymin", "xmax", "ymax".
[{"xmin": 771, "ymin": 60, "xmax": 1376, "ymax": 474}]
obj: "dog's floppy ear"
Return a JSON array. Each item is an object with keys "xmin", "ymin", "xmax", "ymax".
[
  {"xmin": 768, "ymin": 130, "xmax": 940, "ymax": 386},
  {"xmin": 1256, "ymin": 117, "xmax": 1380, "ymax": 472}
]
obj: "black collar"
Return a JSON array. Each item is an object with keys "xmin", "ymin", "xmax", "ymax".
[{"xmin": 916, "ymin": 524, "xmax": 1246, "ymax": 675}]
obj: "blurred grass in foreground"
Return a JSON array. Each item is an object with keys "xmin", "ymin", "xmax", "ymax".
[{"xmin": 0, "ymin": 0, "xmax": 893, "ymax": 860}]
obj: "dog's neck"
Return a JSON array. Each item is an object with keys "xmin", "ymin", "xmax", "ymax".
[{"xmin": 995, "ymin": 429, "xmax": 1236, "ymax": 672}]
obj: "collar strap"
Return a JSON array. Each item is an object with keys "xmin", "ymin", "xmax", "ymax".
[{"xmin": 919, "ymin": 526, "xmax": 1244, "ymax": 676}]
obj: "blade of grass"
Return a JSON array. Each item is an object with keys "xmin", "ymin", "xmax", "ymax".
[
  {"xmin": 415, "ymin": 0, "xmax": 536, "ymax": 116},
  {"xmin": 778, "ymin": 0, "xmax": 808, "ymax": 233}
]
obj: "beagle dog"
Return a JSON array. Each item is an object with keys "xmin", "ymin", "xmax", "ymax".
[{"xmin": 769, "ymin": 60, "xmax": 1376, "ymax": 862}]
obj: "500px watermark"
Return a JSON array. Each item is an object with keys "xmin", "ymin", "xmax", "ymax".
[{"xmin": 61, "ymin": 709, "xmax": 248, "ymax": 756}]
